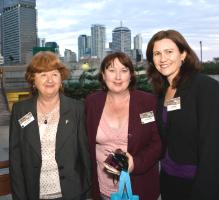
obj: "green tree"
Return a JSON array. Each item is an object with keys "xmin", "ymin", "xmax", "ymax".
[
  {"xmin": 202, "ymin": 62, "xmax": 219, "ymax": 74},
  {"xmin": 64, "ymin": 67, "xmax": 152, "ymax": 99}
]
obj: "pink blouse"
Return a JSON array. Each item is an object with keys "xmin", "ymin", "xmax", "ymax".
[{"xmin": 96, "ymin": 114, "xmax": 128, "ymax": 197}]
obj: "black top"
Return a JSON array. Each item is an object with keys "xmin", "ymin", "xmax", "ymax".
[{"xmin": 156, "ymin": 73, "xmax": 219, "ymax": 200}]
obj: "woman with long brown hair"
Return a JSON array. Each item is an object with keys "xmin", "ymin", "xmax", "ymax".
[{"xmin": 146, "ymin": 30, "xmax": 219, "ymax": 200}]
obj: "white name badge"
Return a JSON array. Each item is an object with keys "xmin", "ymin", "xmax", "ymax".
[
  {"xmin": 18, "ymin": 112, "xmax": 35, "ymax": 128},
  {"xmin": 140, "ymin": 111, "xmax": 155, "ymax": 124},
  {"xmin": 167, "ymin": 97, "xmax": 181, "ymax": 111}
]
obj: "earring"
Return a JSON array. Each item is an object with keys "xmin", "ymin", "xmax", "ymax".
[
  {"xmin": 180, "ymin": 60, "xmax": 185, "ymax": 67},
  {"xmin": 60, "ymin": 83, "xmax": 64, "ymax": 91},
  {"xmin": 31, "ymin": 84, "xmax": 37, "ymax": 94}
]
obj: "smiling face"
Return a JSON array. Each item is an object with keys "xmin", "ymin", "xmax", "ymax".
[
  {"xmin": 34, "ymin": 69, "xmax": 61, "ymax": 98},
  {"xmin": 153, "ymin": 38, "xmax": 187, "ymax": 85},
  {"xmin": 102, "ymin": 58, "xmax": 131, "ymax": 94}
]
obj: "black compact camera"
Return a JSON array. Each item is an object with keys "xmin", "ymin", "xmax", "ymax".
[{"xmin": 104, "ymin": 149, "xmax": 128, "ymax": 175}]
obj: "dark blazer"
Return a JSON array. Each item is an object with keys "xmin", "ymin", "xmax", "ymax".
[
  {"xmin": 85, "ymin": 90, "xmax": 161, "ymax": 200},
  {"xmin": 157, "ymin": 73, "xmax": 219, "ymax": 200},
  {"xmin": 9, "ymin": 94, "xmax": 92, "ymax": 200}
]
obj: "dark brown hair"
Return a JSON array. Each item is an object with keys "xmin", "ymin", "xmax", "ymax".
[
  {"xmin": 25, "ymin": 51, "xmax": 70, "ymax": 94},
  {"xmin": 98, "ymin": 52, "xmax": 136, "ymax": 91},
  {"xmin": 146, "ymin": 30, "xmax": 201, "ymax": 95}
]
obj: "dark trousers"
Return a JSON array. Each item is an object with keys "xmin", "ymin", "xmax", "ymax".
[{"xmin": 160, "ymin": 170, "xmax": 194, "ymax": 200}]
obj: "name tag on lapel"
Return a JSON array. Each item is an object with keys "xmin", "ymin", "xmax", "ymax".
[
  {"xmin": 140, "ymin": 111, "xmax": 155, "ymax": 124},
  {"xmin": 167, "ymin": 97, "xmax": 181, "ymax": 111},
  {"xmin": 18, "ymin": 112, "xmax": 35, "ymax": 128}
]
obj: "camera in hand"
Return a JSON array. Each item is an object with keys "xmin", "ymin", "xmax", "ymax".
[{"xmin": 104, "ymin": 149, "xmax": 128, "ymax": 175}]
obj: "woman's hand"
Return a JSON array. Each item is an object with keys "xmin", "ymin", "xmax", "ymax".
[{"xmin": 126, "ymin": 152, "xmax": 134, "ymax": 173}]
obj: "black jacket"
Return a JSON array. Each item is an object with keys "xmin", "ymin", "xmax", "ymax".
[
  {"xmin": 9, "ymin": 94, "xmax": 92, "ymax": 200},
  {"xmin": 157, "ymin": 73, "xmax": 219, "ymax": 200}
]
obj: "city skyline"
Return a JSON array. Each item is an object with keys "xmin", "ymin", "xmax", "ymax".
[
  {"xmin": 1, "ymin": 0, "xmax": 37, "ymax": 64},
  {"xmin": 37, "ymin": 0, "xmax": 219, "ymax": 61}
]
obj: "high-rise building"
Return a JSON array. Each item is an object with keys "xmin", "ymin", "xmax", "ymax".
[
  {"xmin": 134, "ymin": 34, "xmax": 142, "ymax": 50},
  {"xmin": 0, "ymin": 1, "xmax": 3, "ymax": 55},
  {"xmin": 1, "ymin": 0, "xmax": 37, "ymax": 64},
  {"xmin": 37, "ymin": 38, "xmax": 46, "ymax": 47},
  {"xmin": 112, "ymin": 26, "xmax": 131, "ymax": 57},
  {"xmin": 78, "ymin": 34, "xmax": 91, "ymax": 60},
  {"xmin": 64, "ymin": 49, "xmax": 77, "ymax": 63},
  {"xmin": 86, "ymin": 36, "xmax": 91, "ymax": 56},
  {"xmin": 78, "ymin": 35, "xmax": 86, "ymax": 60},
  {"xmin": 45, "ymin": 41, "xmax": 59, "ymax": 54},
  {"xmin": 133, "ymin": 33, "xmax": 143, "ymax": 62},
  {"xmin": 132, "ymin": 49, "xmax": 143, "ymax": 63},
  {"xmin": 91, "ymin": 24, "xmax": 106, "ymax": 60}
]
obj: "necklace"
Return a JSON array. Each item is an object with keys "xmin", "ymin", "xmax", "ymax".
[
  {"xmin": 37, "ymin": 99, "xmax": 60, "ymax": 125},
  {"xmin": 42, "ymin": 114, "xmax": 49, "ymax": 124},
  {"xmin": 38, "ymin": 106, "xmax": 59, "ymax": 125}
]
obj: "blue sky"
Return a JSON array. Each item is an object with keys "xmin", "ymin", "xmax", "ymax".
[{"xmin": 36, "ymin": 0, "xmax": 219, "ymax": 61}]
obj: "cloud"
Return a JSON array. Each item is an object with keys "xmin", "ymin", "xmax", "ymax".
[
  {"xmin": 178, "ymin": 0, "xmax": 193, "ymax": 6},
  {"xmin": 81, "ymin": 1, "xmax": 107, "ymax": 10},
  {"xmin": 36, "ymin": 0, "xmax": 219, "ymax": 61}
]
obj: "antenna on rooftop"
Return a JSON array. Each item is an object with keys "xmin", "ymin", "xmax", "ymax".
[{"xmin": 120, "ymin": 21, "xmax": 123, "ymax": 27}]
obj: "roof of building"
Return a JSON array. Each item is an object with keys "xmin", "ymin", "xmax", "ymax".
[{"xmin": 113, "ymin": 26, "xmax": 131, "ymax": 32}]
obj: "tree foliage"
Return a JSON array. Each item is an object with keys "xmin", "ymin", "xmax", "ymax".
[
  {"xmin": 201, "ymin": 62, "xmax": 219, "ymax": 74},
  {"xmin": 64, "ymin": 61, "xmax": 219, "ymax": 100},
  {"xmin": 64, "ymin": 68, "xmax": 152, "ymax": 99}
]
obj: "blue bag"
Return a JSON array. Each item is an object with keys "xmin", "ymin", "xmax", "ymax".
[{"xmin": 110, "ymin": 171, "xmax": 139, "ymax": 200}]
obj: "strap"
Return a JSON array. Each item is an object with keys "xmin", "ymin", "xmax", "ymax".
[
  {"xmin": 123, "ymin": 171, "xmax": 133, "ymax": 198},
  {"xmin": 118, "ymin": 171, "xmax": 133, "ymax": 198},
  {"xmin": 118, "ymin": 171, "xmax": 126, "ymax": 197}
]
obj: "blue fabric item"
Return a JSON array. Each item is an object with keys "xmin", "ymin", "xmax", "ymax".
[{"xmin": 110, "ymin": 171, "xmax": 139, "ymax": 200}]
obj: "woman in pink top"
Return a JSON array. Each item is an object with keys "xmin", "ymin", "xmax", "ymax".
[{"xmin": 85, "ymin": 52, "xmax": 161, "ymax": 200}]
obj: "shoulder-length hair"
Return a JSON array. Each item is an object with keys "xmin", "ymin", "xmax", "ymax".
[
  {"xmin": 146, "ymin": 30, "xmax": 201, "ymax": 95},
  {"xmin": 98, "ymin": 52, "xmax": 136, "ymax": 91},
  {"xmin": 25, "ymin": 51, "xmax": 70, "ymax": 94}
]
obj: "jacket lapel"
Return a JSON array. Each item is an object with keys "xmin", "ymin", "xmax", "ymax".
[
  {"xmin": 127, "ymin": 90, "xmax": 136, "ymax": 149},
  {"xmin": 93, "ymin": 92, "xmax": 107, "ymax": 139},
  {"xmin": 56, "ymin": 94, "xmax": 73, "ymax": 153},
  {"xmin": 25, "ymin": 96, "xmax": 41, "ymax": 157}
]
